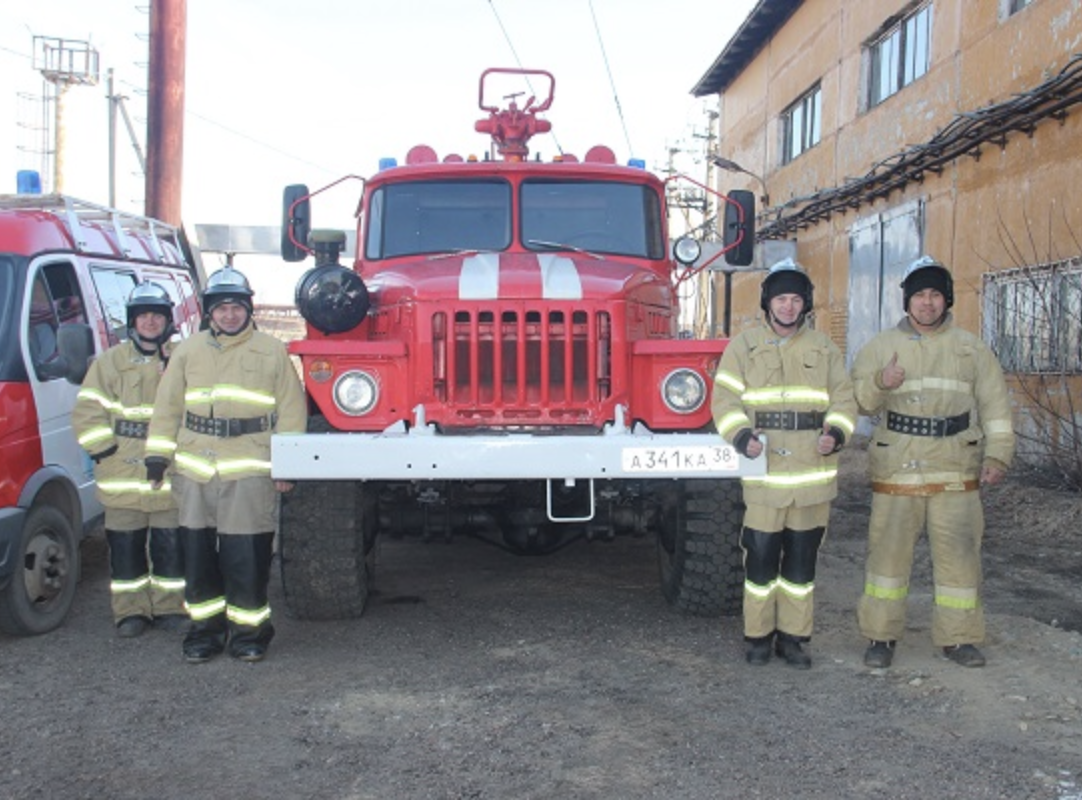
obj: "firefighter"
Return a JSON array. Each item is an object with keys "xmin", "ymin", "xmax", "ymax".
[
  {"xmin": 853, "ymin": 256, "xmax": 1015, "ymax": 668},
  {"xmin": 712, "ymin": 259, "xmax": 857, "ymax": 668},
  {"xmin": 73, "ymin": 281, "xmax": 186, "ymax": 637},
  {"xmin": 145, "ymin": 266, "xmax": 306, "ymax": 663}
]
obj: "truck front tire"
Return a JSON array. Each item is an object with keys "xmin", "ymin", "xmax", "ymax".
[{"xmin": 656, "ymin": 479, "xmax": 744, "ymax": 616}]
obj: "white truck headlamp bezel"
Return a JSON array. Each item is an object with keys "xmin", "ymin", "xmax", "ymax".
[
  {"xmin": 661, "ymin": 368, "xmax": 706, "ymax": 414},
  {"xmin": 333, "ymin": 370, "xmax": 379, "ymax": 416}
]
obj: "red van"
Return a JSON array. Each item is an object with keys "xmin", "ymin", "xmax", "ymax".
[{"xmin": 0, "ymin": 192, "xmax": 203, "ymax": 635}]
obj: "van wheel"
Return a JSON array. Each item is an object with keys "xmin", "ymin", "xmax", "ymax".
[{"xmin": 0, "ymin": 505, "xmax": 79, "ymax": 635}]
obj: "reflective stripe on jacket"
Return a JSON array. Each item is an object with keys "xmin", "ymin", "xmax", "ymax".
[
  {"xmin": 850, "ymin": 314, "xmax": 1015, "ymax": 490},
  {"xmin": 146, "ymin": 323, "xmax": 307, "ymax": 483},
  {"xmin": 72, "ymin": 340, "xmax": 176, "ymax": 513},
  {"xmin": 711, "ymin": 321, "xmax": 856, "ymax": 508}
]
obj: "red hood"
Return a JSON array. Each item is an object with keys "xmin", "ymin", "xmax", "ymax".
[{"xmin": 363, "ymin": 252, "xmax": 670, "ymax": 305}]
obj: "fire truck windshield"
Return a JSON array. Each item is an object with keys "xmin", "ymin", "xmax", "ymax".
[
  {"xmin": 522, "ymin": 180, "xmax": 664, "ymax": 260},
  {"xmin": 367, "ymin": 180, "xmax": 512, "ymax": 259},
  {"xmin": 365, "ymin": 178, "xmax": 664, "ymax": 261}
]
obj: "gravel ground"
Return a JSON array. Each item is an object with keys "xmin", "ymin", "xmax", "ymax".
[{"xmin": 3, "ymin": 444, "xmax": 1081, "ymax": 800}]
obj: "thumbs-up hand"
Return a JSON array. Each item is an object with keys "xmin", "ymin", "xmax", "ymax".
[
  {"xmin": 817, "ymin": 422, "xmax": 839, "ymax": 455},
  {"xmin": 880, "ymin": 352, "xmax": 905, "ymax": 390}
]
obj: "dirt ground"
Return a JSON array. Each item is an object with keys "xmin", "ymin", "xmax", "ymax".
[{"xmin": 3, "ymin": 442, "xmax": 1081, "ymax": 800}]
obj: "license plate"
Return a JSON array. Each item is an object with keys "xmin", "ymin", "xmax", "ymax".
[{"xmin": 621, "ymin": 445, "xmax": 741, "ymax": 473}]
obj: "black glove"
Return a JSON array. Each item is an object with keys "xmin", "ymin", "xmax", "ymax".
[
  {"xmin": 827, "ymin": 425, "xmax": 846, "ymax": 453},
  {"xmin": 732, "ymin": 428, "xmax": 758, "ymax": 458},
  {"xmin": 91, "ymin": 444, "xmax": 118, "ymax": 464},
  {"xmin": 145, "ymin": 457, "xmax": 169, "ymax": 484}
]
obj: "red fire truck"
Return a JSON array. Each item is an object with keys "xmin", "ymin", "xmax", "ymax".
[
  {"xmin": 0, "ymin": 191, "xmax": 203, "ymax": 635},
  {"xmin": 274, "ymin": 69, "xmax": 762, "ymax": 621}
]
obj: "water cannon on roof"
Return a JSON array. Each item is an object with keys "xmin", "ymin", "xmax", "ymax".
[{"xmin": 474, "ymin": 68, "xmax": 555, "ymax": 162}]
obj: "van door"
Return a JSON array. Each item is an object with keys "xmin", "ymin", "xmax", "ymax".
[{"xmin": 23, "ymin": 261, "xmax": 100, "ymax": 526}]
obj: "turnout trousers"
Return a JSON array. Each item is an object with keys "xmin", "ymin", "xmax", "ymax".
[
  {"xmin": 857, "ymin": 488, "xmax": 985, "ymax": 647},
  {"xmin": 105, "ymin": 507, "xmax": 185, "ymax": 624},
  {"xmin": 181, "ymin": 528, "xmax": 276, "ymax": 654},
  {"xmin": 173, "ymin": 474, "xmax": 278, "ymax": 655},
  {"xmin": 740, "ymin": 502, "xmax": 829, "ymax": 640}
]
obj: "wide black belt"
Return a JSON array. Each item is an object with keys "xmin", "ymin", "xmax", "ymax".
[
  {"xmin": 754, "ymin": 410, "xmax": 825, "ymax": 431},
  {"xmin": 886, "ymin": 410, "xmax": 970, "ymax": 437},
  {"xmin": 114, "ymin": 419, "xmax": 149, "ymax": 439},
  {"xmin": 185, "ymin": 411, "xmax": 275, "ymax": 438}
]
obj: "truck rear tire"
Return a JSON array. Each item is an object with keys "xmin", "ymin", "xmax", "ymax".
[
  {"xmin": 656, "ymin": 479, "xmax": 744, "ymax": 616},
  {"xmin": 0, "ymin": 505, "xmax": 79, "ymax": 636}
]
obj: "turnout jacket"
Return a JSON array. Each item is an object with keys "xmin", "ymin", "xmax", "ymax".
[
  {"xmin": 714, "ymin": 322, "xmax": 856, "ymax": 510},
  {"xmin": 73, "ymin": 340, "xmax": 175, "ymax": 513},
  {"xmin": 850, "ymin": 314, "xmax": 1014, "ymax": 492},
  {"xmin": 712, "ymin": 321, "xmax": 856, "ymax": 509},
  {"xmin": 146, "ymin": 323, "xmax": 306, "ymax": 483}
]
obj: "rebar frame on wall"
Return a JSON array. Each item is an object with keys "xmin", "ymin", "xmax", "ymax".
[{"xmin": 757, "ymin": 53, "xmax": 1082, "ymax": 240}]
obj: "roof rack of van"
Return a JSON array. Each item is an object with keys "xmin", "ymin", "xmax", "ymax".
[{"xmin": 0, "ymin": 193, "xmax": 186, "ymax": 266}]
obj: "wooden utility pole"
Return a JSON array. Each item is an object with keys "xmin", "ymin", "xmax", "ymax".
[{"xmin": 145, "ymin": 0, "xmax": 186, "ymax": 225}]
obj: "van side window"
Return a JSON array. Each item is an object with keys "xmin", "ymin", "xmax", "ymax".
[
  {"xmin": 90, "ymin": 267, "xmax": 138, "ymax": 345},
  {"xmin": 28, "ymin": 263, "xmax": 89, "ymax": 380}
]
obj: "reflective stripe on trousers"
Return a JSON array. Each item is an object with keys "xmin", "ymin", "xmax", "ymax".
[{"xmin": 857, "ymin": 489, "xmax": 985, "ymax": 647}]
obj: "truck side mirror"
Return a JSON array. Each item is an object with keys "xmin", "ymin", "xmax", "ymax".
[
  {"xmin": 56, "ymin": 323, "xmax": 95, "ymax": 384},
  {"xmin": 282, "ymin": 184, "xmax": 312, "ymax": 263},
  {"xmin": 723, "ymin": 190, "xmax": 756, "ymax": 267}
]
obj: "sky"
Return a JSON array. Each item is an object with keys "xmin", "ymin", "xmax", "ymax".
[{"xmin": 1, "ymin": 0, "xmax": 756, "ymax": 302}]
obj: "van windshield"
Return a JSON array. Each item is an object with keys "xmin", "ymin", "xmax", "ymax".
[{"xmin": 0, "ymin": 256, "xmax": 29, "ymax": 382}]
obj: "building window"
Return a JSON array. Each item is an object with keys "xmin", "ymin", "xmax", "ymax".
[
  {"xmin": 868, "ymin": 5, "xmax": 932, "ymax": 108},
  {"xmin": 983, "ymin": 260, "xmax": 1082, "ymax": 374},
  {"xmin": 782, "ymin": 84, "xmax": 822, "ymax": 165}
]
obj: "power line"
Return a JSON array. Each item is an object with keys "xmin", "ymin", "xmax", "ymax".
[
  {"xmin": 184, "ymin": 109, "xmax": 343, "ymax": 176},
  {"xmin": 587, "ymin": 0, "xmax": 633, "ymax": 157},
  {"xmin": 485, "ymin": 0, "xmax": 563, "ymax": 155}
]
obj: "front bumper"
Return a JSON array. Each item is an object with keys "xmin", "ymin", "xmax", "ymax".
[{"xmin": 272, "ymin": 406, "xmax": 767, "ymax": 481}]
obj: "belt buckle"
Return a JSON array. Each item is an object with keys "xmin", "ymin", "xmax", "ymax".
[{"xmin": 930, "ymin": 416, "xmax": 948, "ymax": 437}]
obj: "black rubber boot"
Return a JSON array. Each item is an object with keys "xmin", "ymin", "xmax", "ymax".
[
  {"xmin": 864, "ymin": 640, "xmax": 896, "ymax": 668},
  {"xmin": 116, "ymin": 615, "xmax": 149, "ymax": 638},
  {"xmin": 745, "ymin": 633, "xmax": 774, "ymax": 666},
  {"xmin": 943, "ymin": 644, "xmax": 986, "ymax": 668},
  {"xmin": 183, "ymin": 621, "xmax": 226, "ymax": 663},
  {"xmin": 775, "ymin": 632, "xmax": 812, "ymax": 669}
]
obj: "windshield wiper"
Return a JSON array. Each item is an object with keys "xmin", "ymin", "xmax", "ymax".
[
  {"xmin": 525, "ymin": 239, "xmax": 603, "ymax": 260},
  {"xmin": 427, "ymin": 249, "xmax": 496, "ymax": 261}
]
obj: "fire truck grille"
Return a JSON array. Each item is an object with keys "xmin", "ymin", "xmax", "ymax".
[{"xmin": 432, "ymin": 307, "xmax": 612, "ymax": 422}]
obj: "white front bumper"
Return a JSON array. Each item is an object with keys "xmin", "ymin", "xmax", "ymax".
[{"xmin": 272, "ymin": 407, "xmax": 766, "ymax": 481}]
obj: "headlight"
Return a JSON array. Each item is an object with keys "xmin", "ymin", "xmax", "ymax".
[
  {"xmin": 333, "ymin": 370, "xmax": 379, "ymax": 416},
  {"xmin": 661, "ymin": 368, "xmax": 706, "ymax": 413},
  {"xmin": 672, "ymin": 236, "xmax": 701, "ymax": 266}
]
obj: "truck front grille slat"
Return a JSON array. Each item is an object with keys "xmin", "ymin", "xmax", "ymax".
[{"xmin": 434, "ymin": 307, "xmax": 611, "ymax": 422}]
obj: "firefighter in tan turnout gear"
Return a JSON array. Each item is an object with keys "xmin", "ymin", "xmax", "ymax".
[
  {"xmin": 712, "ymin": 259, "xmax": 856, "ymax": 668},
  {"xmin": 73, "ymin": 281, "xmax": 186, "ymax": 637},
  {"xmin": 853, "ymin": 256, "xmax": 1015, "ymax": 669},
  {"xmin": 145, "ymin": 266, "xmax": 306, "ymax": 663}
]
